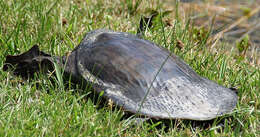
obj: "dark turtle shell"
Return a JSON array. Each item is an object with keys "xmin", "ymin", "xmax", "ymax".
[
  {"xmin": 4, "ymin": 29, "xmax": 237, "ymax": 120},
  {"xmin": 63, "ymin": 29, "xmax": 237, "ymax": 120}
]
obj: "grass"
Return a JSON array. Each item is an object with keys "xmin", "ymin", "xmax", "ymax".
[{"xmin": 0, "ymin": 0, "xmax": 259, "ymax": 136}]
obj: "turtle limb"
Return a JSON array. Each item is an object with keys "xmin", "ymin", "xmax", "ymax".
[
  {"xmin": 3, "ymin": 45, "xmax": 60, "ymax": 78},
  {"xmin": 137, "ymin": 13, "xmax": 158, "ymax": 38}
]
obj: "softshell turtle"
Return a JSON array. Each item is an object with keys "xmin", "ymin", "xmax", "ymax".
[{"xmin": 3, "ymin": 29, "xmax": 237, "ymax": 121}]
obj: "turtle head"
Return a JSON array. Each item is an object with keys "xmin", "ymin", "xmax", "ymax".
[{"xmin": 3, "ymin": 45, "xmax": 60, "ymax": 78}]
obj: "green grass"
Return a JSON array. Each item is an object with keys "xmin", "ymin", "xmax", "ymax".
[{"xmin": 0, "ymin": 0, "xmax": 259, "ymax": 136}]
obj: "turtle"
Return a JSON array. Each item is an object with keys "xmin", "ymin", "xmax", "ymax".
[{"xmin": 3, "ymin": 29, "xmax": 237, "ymax": 121}]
